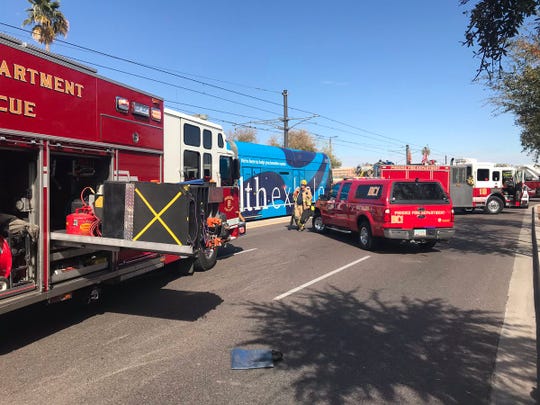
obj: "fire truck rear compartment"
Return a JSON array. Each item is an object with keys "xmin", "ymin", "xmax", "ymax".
[
  {"xmin": 49, "ymin": 153, "xmax": 112, "ymax": 285},
  {"xmin": 0, "ymin": 148, "xmax": 38, "ymax": 293},
  {"xmin": 49, "ymin": 153, "xmax": 110, "ymax": 231}
]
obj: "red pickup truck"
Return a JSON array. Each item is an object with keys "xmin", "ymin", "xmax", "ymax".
[{"xmin": 313, "ymin": 178, "xmax": 455, "ymax": 250}]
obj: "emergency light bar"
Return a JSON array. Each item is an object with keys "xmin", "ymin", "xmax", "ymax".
[
  {"xmin": 132, "ymin": 102, "xmax": 150, "ymax": 117},
  {"xmin": 116, "ymin": 96, "xmax": 129, "ymax": 113},
  {"xmin": 151, "ymin": 107, "xmax": 162, "ymax": 122}
]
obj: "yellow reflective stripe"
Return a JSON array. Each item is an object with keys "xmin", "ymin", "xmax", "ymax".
[{"xmin": 133, "ymin": 188, "xmax": 183, "ymax": 245}]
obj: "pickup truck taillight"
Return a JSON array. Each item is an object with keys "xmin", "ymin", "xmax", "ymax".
[
  {"xmin": 451, "ymin": 208, "xmax": 455, "ymax": 223},
  {"xmin": 384, "ymin": 208, "xmax": 391, "ymax": 223}
]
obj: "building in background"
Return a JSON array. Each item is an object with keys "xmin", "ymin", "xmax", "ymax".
[{"xmin": 332, "ymin": 167, "xmax": 356, "ymax": 181}]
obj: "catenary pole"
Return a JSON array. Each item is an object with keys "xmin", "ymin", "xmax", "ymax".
[{"xmin": 283, "ymin": 89, "xmax": 289, "ymax": 147}]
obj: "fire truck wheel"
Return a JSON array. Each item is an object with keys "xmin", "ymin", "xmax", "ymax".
[
  {"xmin": 484, "ymin": 196, "xmax": 504, "ymax": 214},
  {"xmin": 194, "ymin": 247, "xmax": 218, "ymax": 272},
  {"xmin": 0, "ymin": 277, "xmax": 8, "ymax": 291},
  {"xmin": 174, "ymin": 257, "xmax": 196, "ymax": 275},
  {"xmin": 358, "ymin": 220, "xmax": 377, "ymax": 250},
  {"xmin": 312, "ymin": 214, "xmax": 326, "ymax": 233}
]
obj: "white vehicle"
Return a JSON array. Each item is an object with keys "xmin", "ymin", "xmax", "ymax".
[
  {"xmin": 450, "ymin": 158, "xmax": 529, "ymax": 214},
  {"xmin": 163, "ymin": 109, "xmax": 238, "ymax": 187}
]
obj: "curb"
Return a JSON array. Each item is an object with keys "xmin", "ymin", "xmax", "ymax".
[{"xmin": 533, "ymin": 206, "xmax": 540, "ymax": 403}]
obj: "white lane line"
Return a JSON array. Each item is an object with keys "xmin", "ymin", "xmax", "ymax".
[
  {"xmin": 273, "ymin": 256, "xmax": 371, "ymax": 301},
  {"xmin": 234, "ymin": 248, "xmax": 258, "ymax": 256},
  {"xmin": 219, "ymin": 248, "xmax": 258, "ymax": 260}
]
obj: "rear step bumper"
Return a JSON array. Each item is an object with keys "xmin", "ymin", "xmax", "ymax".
[{"xmin": 384, "ymin": 228, "xmax": 455, "ymax": 240}]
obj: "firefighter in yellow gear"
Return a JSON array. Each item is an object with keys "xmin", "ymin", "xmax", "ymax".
[{"xmin": 293, "ymin": 179, "xmax": 313, "ymax": 231}]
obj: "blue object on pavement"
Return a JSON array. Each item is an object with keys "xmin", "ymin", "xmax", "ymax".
[{"xmin": 230, "ymin": 348, "xmax": 274, "ymax": 370}]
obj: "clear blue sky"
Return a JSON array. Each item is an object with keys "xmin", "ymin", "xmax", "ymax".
[{"xmin": 0, "ymin": 1, "xmax": 532, "ymax": 167}]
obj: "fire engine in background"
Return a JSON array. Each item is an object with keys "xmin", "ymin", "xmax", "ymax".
[
  {"xmin": 376, "ymin": 159, "xmax": 528, "ymax": 214},
  {"xmin": 520, "ymin": 164, "xmax": 540, "ymax": 197},
  {"xmin": 0, "ymin": 33, "xmax": 244, "ymax": 315}
]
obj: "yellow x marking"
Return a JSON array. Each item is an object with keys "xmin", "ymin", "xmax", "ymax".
[{"xmin": 133, "ymin": 188, "xmax": 183, "ymax": 245}]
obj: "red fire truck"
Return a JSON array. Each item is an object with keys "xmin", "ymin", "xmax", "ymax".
[
  {"xmin": 376, "ymin": 160, "xmax": 528, "ymax": 214},
  {"xmin": 0, "ymin": 33, "xmax": 244, "ymax": 315},
  {"xmin": 520, "ymin": 164, "xmax": 540, "ymax": 197}
]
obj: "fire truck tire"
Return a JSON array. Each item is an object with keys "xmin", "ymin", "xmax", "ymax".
[
  {"xmin": 484, "ymin": 196, "xmax": 504, "ymax": 214},
  {"xmin": 312, "ymin": 214, "xmax": 326, "ymax": 233},
  {"xmin": 0, "ymin": 277, "xmax": 8, "ymax": 291},
  {"xmin": 174, "ymin": 257, "xmax": 196, "ymax": 275},
  {"xmin": 194, "ymin": 247, "xmax": 218, "ymax": 272},
  {"xmin": 358, "ymin": 220, "xmax": 378, "ymax": 250}
]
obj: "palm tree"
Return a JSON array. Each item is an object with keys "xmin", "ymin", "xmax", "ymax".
[{"xmin": 22, "ymin": 0, "xmax": 69, "ymax": 51}]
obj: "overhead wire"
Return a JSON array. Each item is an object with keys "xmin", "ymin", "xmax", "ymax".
[{"xmin": 0, "ymin": 22, "xmax": 448, "ymax": 159}]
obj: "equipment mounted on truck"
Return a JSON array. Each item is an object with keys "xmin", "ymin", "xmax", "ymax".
[{"xmin": 0, "ymin": 33, "xmax": 245, "ymax": 315}]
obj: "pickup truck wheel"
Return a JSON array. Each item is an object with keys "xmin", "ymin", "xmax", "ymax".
[
  {"xmin": 0, "ymin": 277, "xmax": 8, "ymax": 291},
  {"xmin": 312, "ymin": 214, "xmax": 326, "ymax": 233},
  {"xmin": 358, "ymin": 220, "xmax": 377, "ymax": 250},
  {"xmin": 484, "ymin": 196, "xmax": 503, "ymax": 214},
  {"xmin": 194, "ymin": 247, "xmax": 218, "ymax": 271}
]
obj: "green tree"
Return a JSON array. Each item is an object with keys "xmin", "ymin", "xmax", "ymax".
[
  {"xmin": 287, "ymin": 129, "xmax": 317, "ymax": 151},
  {"xmin": 267, "ymin": 135, "xmax": 281, "ymax": 147},
  {"xmin": 227, "ymin": 128, "xmax": 257, "ymax": 143},
  {"xmin": 461, "ymin": 0, "xmax": 539, "ymax": 77},
  {"xmin": 321, "ymin": 145, "xmax": 342, "ymax": 168},
  {"xmin": 488, "ymin": 36, "xmax": 540, "ymax": 159},
  {"xmin": 267, "ymin": 129, "xmax": 317, "ymax": 151},
  {"xmin": 267, "ymin": 130, "xmax": 343, "ymax": 166},
  {"xmin": 23, "ymin": 0, "xmax": 69, "ymax": 51}
]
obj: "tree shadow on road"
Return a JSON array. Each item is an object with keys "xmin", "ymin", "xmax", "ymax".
[
  {"xmin": 240, "ymin": 287, "xmax": 535, "ymax": 404},
  {"xmin": 448, "ymin": 211, "xmax": 532, "ymax": 257},
  {"xmin": 303, "ymin": 210, "xmax": 532, "ymax": 257}
]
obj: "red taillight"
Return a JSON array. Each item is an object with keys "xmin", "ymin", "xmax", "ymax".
[
  {"xmin": 384, "ymin": 208, "xmax": 391, "ymax": 223},
  {"xmin": 451, "ymin": 208, "xmax": 455, "ymax": 223}
]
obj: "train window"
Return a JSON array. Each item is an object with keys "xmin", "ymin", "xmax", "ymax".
[
  {"xmin": 183, "ymin": 150, "xmax": 200, "ymax": 180},
  {"xmin": 218, "ymin": 133, "xmax": 224, "ymax": 148},
  {"xmin": 184, "ymin": 123, "xmax": 200, "ymax": 147},
  {"xmin": 203, "ymin": 129, "xmax": 212, "ymax": 149},
  {"xmin": 203, "ymin": 153, "xmax": 212, "ymax": 180},
  {"xmin": 220, "ymin": 156, "xmax": 233, "ymax": 186}
]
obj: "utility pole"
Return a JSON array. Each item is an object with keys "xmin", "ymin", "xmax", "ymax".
[
  {"xmin": 406, "ymin": 144, "xmax": 411, "ymax": 164},
  {"xmin": 328, "ymin": 135, "xmax": 337, "ymax": 154},
  {"xmin": 282, "ymin": 89, "xmax": 289, "ymax": 148}
]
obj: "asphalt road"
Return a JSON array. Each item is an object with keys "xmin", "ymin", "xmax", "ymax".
[{"xmin": 0, "ymin": 207, "xmax": 537, "ymax": 404}]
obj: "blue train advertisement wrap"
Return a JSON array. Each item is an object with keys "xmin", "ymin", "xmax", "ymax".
[{"xmin": 233, "ymin": 142, "xmax": 332, "ymax": 220}]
